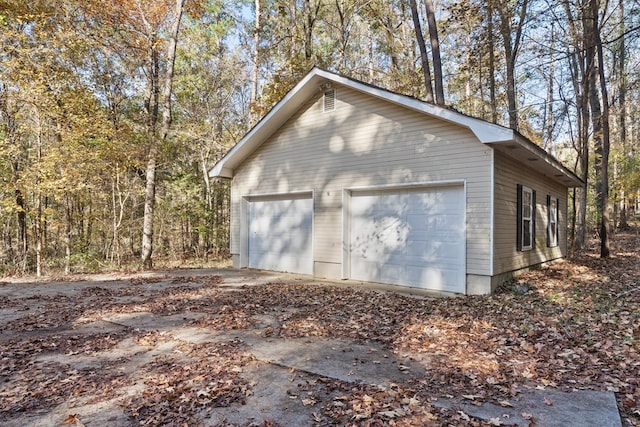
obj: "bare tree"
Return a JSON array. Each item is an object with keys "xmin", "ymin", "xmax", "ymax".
[
  {"xmin": 250, "ymin": 0, "xmax": 261, "ymax": 125},
  {"xmin": 409, "ymin": 0, "xmax": 434, "ymax": 102},
  {"xmin": 423, "ymin": 0, "xmax": 444, "ymax": 105},
  {"xmin": 560, "ymin": 0, "xmax": 590, "ymax": 250},
  {"xmin": 141, "ymin": 0, "xmax": 186, "ymax": 269},
  {"xmin": 486, "ymin": 0, "xmax": 498, "ymax": 123},
  {"xmin": 616, "ymin": 0, "xmax": 629, "ymax": 229},
  {"xmin": 543, "ymin": 23, "xmax": 555, "ymax": 152},
  {"xmin": 590, "ymin": 0, "xmax": 611, "ymax": 257},
  {"xmin": 496, "ymin": 0, "xmax": 529, "ymax": 130}
]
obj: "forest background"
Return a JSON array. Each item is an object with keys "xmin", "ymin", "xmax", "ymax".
[{"xmin": 0, "ymin": 0, "xmax": 638, "ymax": 276}]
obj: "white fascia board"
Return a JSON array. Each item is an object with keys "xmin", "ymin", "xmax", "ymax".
[{"xmin": 212, "ymin": 166, "xmax": 233, "ymax": 179}]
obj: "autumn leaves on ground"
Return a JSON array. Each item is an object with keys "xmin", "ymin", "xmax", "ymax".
[{"xmin": 1, "ymin": 231, "xmax": 639, "ymax": 426}]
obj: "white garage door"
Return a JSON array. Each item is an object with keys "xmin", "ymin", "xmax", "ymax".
[
  {"xmin": 349, "ymin": 185, "xmax": 465, "ymax": 293},
  {"xmin": 248, "ymin": 194, "xmax": 313, "ymax": 275}
]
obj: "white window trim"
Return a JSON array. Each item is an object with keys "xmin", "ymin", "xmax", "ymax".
[
  {"xmin": 521, "ymin": 185, "xmax": 534, "ymax": 251},
  {"xmin": 548, "ymin": 196, "xmax": 558, "ymax": 248}
]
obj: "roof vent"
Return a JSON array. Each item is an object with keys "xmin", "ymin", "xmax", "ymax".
[{"xmin": 323, "ymin": 89, "xmax": 336, "ymax": 112}]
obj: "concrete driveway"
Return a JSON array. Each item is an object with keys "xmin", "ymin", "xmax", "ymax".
[{"xmin": 0, "ymin": 269, "xmax": 621, "ymax": 426}]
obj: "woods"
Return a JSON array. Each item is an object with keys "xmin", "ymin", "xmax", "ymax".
[{"xmin": 1, "ymin": 0, "xmax": 639, "ymax": 275}]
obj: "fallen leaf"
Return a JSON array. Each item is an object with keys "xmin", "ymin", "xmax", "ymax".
[
  {"xmin": 521, "ymin": 368, "xmax": 534, "ymax": 379},
  {"xmin": 62, "ymin": 414, "xmax": 85, "ymax": 427},
  {"xmin": 457, "ymin": 410, "xmax": 471, "ymax": 421},
  {"xmin": 301, "ymin": 397, "xmax": 316, "ymax": 406},
  {"xmin": 62, "ymin": 414, "xmax": 79, "ymax": 424},
  {"xmin": 362, "ymin": 394, "xmax": 374, "ymax": 404},
  {"xmin": 379, "ymin": 410, "xmax": 399, "ymax": 418}
]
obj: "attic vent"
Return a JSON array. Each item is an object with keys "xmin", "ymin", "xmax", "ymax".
[{"xmin": 323, "ymin": 89, "xmax": 336, "ymax": 112}]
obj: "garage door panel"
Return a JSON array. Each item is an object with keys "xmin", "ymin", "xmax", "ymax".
[
  {"xmin": 249, "ymin": 196, "xmax": 313, "ymax": 275},
  {"xmin": 415, "ymin": 267, "xmax": 459, "ymax": 289},
  {"xmin": 349, "ymin": 186, "xmax": 465, "ymax": 293},
  {"xmin": 379, "ymin": 263, "xmax": 404, "ymax": 283},
  {"xmin": 351, "ymin": 259, "xmax": 380, "ymax": 280},
  {"xmin": 407, "ymin": 214, "xmax": 428, "ymax": 230}
]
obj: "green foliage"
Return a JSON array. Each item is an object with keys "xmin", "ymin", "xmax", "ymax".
[
  {"xmin": 0, "ymin": 0, "xmax": 639, "ymax": 274},
  {"xmin": 66, "ymin": 245, "xmax": 105, "ymax": 274}
]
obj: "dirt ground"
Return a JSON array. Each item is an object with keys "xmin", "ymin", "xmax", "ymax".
[
  {"xmin": 1, "ymin": 232, "xmax": 639, "ymax": 426},
  {"xmin": 0, "ymin": 270, "xmax": 445, "ymax": 426}
]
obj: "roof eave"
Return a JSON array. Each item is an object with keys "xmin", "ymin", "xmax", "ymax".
[
  {"xmin": 314, "ymin": 70, "xmax": 515, "ymax": 144},
  {"xmin": 487, "ymin": 135, "xmax": 584, "ymax": 188},
  {"xmin": 209, "ymin": 68, "xmax": 519, "ymax": 178},
  {"xmin": 209, "ymin": 68, "xmax": 582, "ymax": 189}
]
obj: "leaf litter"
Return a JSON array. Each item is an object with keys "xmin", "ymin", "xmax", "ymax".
[{"xmin": 0, "ymin": 231, "xmax": 638, "ymax": 425}]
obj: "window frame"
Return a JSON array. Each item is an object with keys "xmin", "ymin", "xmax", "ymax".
[
  {"xmin": 547, "ymin": 195, "xmax": 559, "ymax": 248},
  {"xmin": 517, "ymin": 184, "xmax": 536, "ymax": 251}
]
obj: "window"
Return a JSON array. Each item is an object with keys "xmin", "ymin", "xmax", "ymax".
[
  {"xmin": 323, "ymin": 89, "xmax": 336, "ymax": 112},
  {"xmin": 517, "ymin": 184, "xmax": 536, "ymax": 251},
  {"xmin": 547, "ymin": 195, "xmax": 559, "ymax": 247}
]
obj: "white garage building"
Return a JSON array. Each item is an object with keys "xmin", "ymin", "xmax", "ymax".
[{"xmin": 209, "ymin": 68, "xmax": 582, "ymax": 294}]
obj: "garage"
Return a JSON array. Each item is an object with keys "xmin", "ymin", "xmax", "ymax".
[
  {"xmin": 347, "ymin": 185, "xmax": 465, "ymax": 293},
  {"xmin": 247, "ymin": 193, "xmax": 313, "ymax": 275}
]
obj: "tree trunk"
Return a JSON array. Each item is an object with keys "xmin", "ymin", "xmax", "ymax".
[
  {"xmin": 35, "ymin": 126, "xmax": 43, "ymax": 277},
  {"xmin": 335, "ymin": 0, "xmax": 348, "ymax": 71},
  {"xmin": 504, "ymin": 42, "xmax": 518, "ymax": 130},
  {"xmin": 302, "ymin": 0, "xmax": 321, "ymax": 60},
  {"xmin": 497, "ymin": 0, "xmax": 529, "ymax": 130},
  {"xmin": 141, "ymin": 147, "xmax": 157, "ymax": 269},
  {"xmin": 562, "ymin": 0, "xmax": 589, "ymax": 250},
  {"xmin": 592, "ymin": 0, "xmax": 610, "ymax": 257},
  {"xmin": 487, "ymin": 1, "xmax": 497, "ymax": 124},
  {"xmin": 575, "ymin": 48, "xmax": 590, "ymax": 249},
  {"xmin": 250, "ymin": 0, "xmax": 260, "ymax": 124},
  {"xmin": 544, "ymin": 24, "xmax": 555, "ymax": 152},
  {"xmin": 617, "ymin": 0, "xmax": 628, "ymax": 230},
  {"xmin": 409, "ymin": 0, "xmax": 433, "ymax": 102},
  {"xmin": 468, "ymin": 30, "xmax": 474, "ymax": 114},
  {"xmin": 368, "ymin": 27, "xmax": 375, "ymax": 81},
  {"xmin": 382, "ymin": 19, "xmax": 399, "ymax": 72},
  {"xmin": 64, "ymin": 196, "xmax": 71, "ymax": 275},
  {"xmin": 423, "ymin": 0, "xmax": 444, "ymax": 105},
  {"xmin": 15, "ymin": 188, "xmax": 27, "ymax": 258},
  {"xmin": 111, "ymin": 176, "xmax": 119, "ymax": 264},
  {"xmin": 141, "ymin": 0, "xmax": 185, "ymax": 269}
]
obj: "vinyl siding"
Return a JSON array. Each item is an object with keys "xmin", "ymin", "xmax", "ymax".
[
  {"xmin": 231, "ymin": 86, "xmax": 493, "ymax": 277},
  {"xmin": 493, "ymin": 151, "xmax": 567, "ymax": 274}
]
